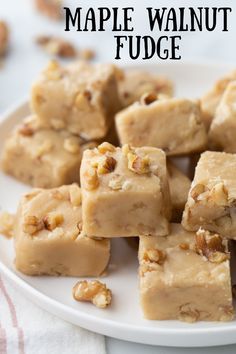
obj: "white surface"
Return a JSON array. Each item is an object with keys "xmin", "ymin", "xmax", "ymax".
[
  {"xmin": 1, "ymin": 63, "xmax": 236, "ymax": 349},
  {"xmin": 0, "ymin": 276, "xmax": 105, "ymax": 354},
  {"xmin": 1, "ymin": 1, "xmax": 236, "ymax": 353}
]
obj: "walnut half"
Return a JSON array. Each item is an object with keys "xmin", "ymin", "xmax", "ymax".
[{"xmin": 73, "ymin": 280, "xmax": 112, "ymax": 309}]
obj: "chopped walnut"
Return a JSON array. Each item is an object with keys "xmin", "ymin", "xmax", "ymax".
[
  {"xmin": 18, "ymin": 124, "xmax": 35, "ymax": 137},
  {"xmin": 208, "ymin": 182, "xmax": 228, "ymax": 206},
  {"xmin": 0, "ymin": 211, "xmax": 15, "ymax": 238},
  {"xmin": 35, "ymin": 0, "xmax": 62, "ymax": 20},
  {"xmin": 72, "ymin": 280, "xmax": 112, "ymax": 309},
  {"xmin": 195, "ymin": 228, "xmax": 229, "ymax": 263},
  {"xmin": 108, "ymin": 175, "xmax": 124, "ymax": 190},
  {"xmin": 83, "ymin": 167, "xmax": 99, "ymax": 190},
  {"xmin": 23, "ymin": 215, "xmax": 44, "ymax": 235},
  {"xmin": 178, "ymin": 304, "xmax": 200, "ymax": 323},
  {"xmin": 36, "ymin": 35, "xmax": 77, "ymax": 58},
  {"xmin": 122, "ymin": 144, "xmax": 131, "ymax": 156},
  {"xmin": 43, "ymin": 212, "xmax": 64, "ymax": 231},
  {"xmin": 179, "ymin": 242, "xmax": 189, "ymax": 250},
  {"xmin": 97, "ymin": 156, "xmax": 117, "ymax": 174},
  {"xmin": 140, "ymin": 92, "xmax": 158, "ymax": 105},
  {"xmin": 190, "ymin": 184, "xmax": 206, "ymax": 200},
  {"xmin": 143, "ymin": 248, "xmax": 166, "ymax": 265},
  {"xmin": 97, "ymin": 142, "xmax": 116, "ymax": 154},
  {"xmin": 0, "ymin": 21, "xmax": 9, "ymax": 57},
  {"xmin": 63, "ymin": 137, "xmax": 80, "ymax": 154},
  {"xmin": 127, "ymin": 152, "xmax": 150, "ymax": 174},
  {"xmin": 69, "ymin": 184, "xmax": 82, "ymax": 207}
]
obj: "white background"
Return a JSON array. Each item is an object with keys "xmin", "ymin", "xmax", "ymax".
[{"xmin": 1, "ymin": 0, "xmax": 236, "ymax": 353}]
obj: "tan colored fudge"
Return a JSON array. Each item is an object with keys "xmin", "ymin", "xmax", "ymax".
[
  {"xmin": 115, "ymin": 95, "xmax": 207, "ymax": 156},
  {"xmin": 31, "ymin": 61, "xmax": 121, "ymax": 139},
  {"xmin": 182, "ymin": 151, "xmax": 236, "ymax": 239},
  {"xmin": 15, "ymin": 185, "xmax": 110, "ymax": 276},
  {"xmin": 201, "ymin": 70, "xmax": 236, "ymax": 129},
  {"xmin": 139, "ymin": 224, "xmax": 233, "ymax": 322},
  {"xmin": 118, "ymin": 70, "xmax": 173, "ymax": 108},
  {"xmin": 1, "ymin": 116, "xmax": 95, "ymax": 188},
  {"xmin": 80, "ymin": 143, "xmax": 171, "ymax": 237},
  {"xmin": 209, "ymin": 81, "xmax": 236, "ymax": 152},
  {"xmin": 167, "ymin": 162, "xmax": 191, "ymax": 222}
]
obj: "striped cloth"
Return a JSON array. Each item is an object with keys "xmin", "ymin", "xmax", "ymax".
[{"xmin": 0, "ymin": 274, "xmax": 106, "ymax": 354}]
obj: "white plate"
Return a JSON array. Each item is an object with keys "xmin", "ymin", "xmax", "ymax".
[{"xmin": 0, "ymin": 61, "xmax": 236, "ymax": 348}]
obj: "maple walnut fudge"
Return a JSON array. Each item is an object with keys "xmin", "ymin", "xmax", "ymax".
[
  {"xmin": 31, "ymin": 61, "xmax": 121, "ymax": 139},
  {"xmin": 115, "ymin": 95, "xmax": 207, "ymax": 156},
  {"xmin": 80, "ymin": 143, "xmax": 171, "ymax": 237},
  {"xmin": 182, "ymin": 151, "xmax": 236, "ymax": 239},
  {"xmin": 167, "ymin": 162, "xmax": 191, "ymax": 222},
  {"xmin": 209, "ymin": 81, "xmax": 236, "ymax": 152},
  {"xmin": 118, "ymin": 70, "xmax": 173, "ymax": 108},
  {"xmin": 15, "ymin": 185, "xmax": 110, "ymax": 276},
  {"xmin": 1, "ymin": 116, "xmax": 96, "ymax": 188},
  {"xmin": 139, "ymin": 224, "xmax": 233, "ymax": 322},
  {"xmin": 201, "ymin": 70, "xmax": 236, "ymax": 129}
]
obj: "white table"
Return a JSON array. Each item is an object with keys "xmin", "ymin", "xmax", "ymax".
[{"xmin": 1, "ymin": 1, "xmax": 236, "ymax": 353}]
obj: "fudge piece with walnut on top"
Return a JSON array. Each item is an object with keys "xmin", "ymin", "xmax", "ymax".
[
  {"xmin": 139, "ymin": 224, "xmax": 233, "ymax": 322},
  {"xmin": 80, "ymin": 142, "xmax": 171, "ymax": 237}
]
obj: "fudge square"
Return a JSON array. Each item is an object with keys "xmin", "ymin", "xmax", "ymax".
[
  {"xmin": 139, "ymin": 224, "xmax": 233, "ymax": 322},
  {"xmin": 80, "ymin": 143, "xmax": 171, "ymax": 237},
  {"xmin": 201, "ymin": 70, "xmax": 236, "ymax": 129},
  {"xmin": 14, "ymin": 184, "xmax": 110, "ymax": 276},
  {"xmin": 182, "ymin": 151, "xmax": 236, "ymax": 239},
  {"xmin": 118, "ymin": 70, "xmax": 173, "ymax": 108},
  {"xmin": 115, "ymin": 95, "xmax": 207, "ymax": 156},
  {"xmin": 167, "ymin": 161, "xmax": 191, "ymax": 222},
  {"xmin": 31, "ymin": 60, "xmax": 121, "ymax": 140},
  {"xmin": 209, "ymin": 81, "xmax": 236, "ymax": 153},
  {"xmin": 1, "ymin": 116, "xmax": 96, "ymax": 188}
]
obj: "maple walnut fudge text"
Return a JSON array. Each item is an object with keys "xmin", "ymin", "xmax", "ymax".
[{"xmin": 64, "ymin": 7, "xmax": 232, "ymax": 60}]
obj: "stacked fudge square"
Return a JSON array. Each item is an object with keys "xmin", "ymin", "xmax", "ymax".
[{"xmin": 1, "ymin": 60, "xmax": 236, "ymax": 322}]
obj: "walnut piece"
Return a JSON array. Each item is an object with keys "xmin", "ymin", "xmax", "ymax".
[
  {"xmin": 179, "ymin": 242, "xmax": 189, "ymax": 250},
  {"xmin": 97, "ymin": 156, "xmax": 117, "ymax": 174},
  {"xmin": 18, "ymin": 124, "xmax": 35, "ymax": 137},
  {"xmin": 43, "ymin": 212, "xmax": 64, "ymax": 231},
  {"xmin": 23, "ymin": 215, "xmax": 44, "ymax": 235},
  {"xmin": 143, "ymin": 249, "xmax": 166, "ymax": 265},
  {"xmin": 83, "ymin": 167, "xmax": 99, "ymax": 190},
  {"xmin": 69, "ymin": 184, "xmax": 82, "ymax": 207},
  {"xmin": 178, "ymin": 304, "xmax": 200, "ymax": 323},
  {"xmin": 73, "ymin": 280, "xmax": 112, "ymax": 309},
  {"xmin": 0, "ymin": 21, "xmax": 9, "ymax": 57},
  {"xmin": 36, "ymin": 35, "xmax": 77, "ymax": 58},
  {"xmin": 195, "ymin": 228, "xmax": 229, "ymax": 263},
  {"xmin": 35, "ymin": 0, "xmax": 62, "ymax": 20},
  {"xmin": 140, "ymin": 92, "xmax": 158, "ymax": 105},
  {"xmin": 190, "ymin": 184, "xmax": 206, "ymax": 200},
  {"xmin": 0, "ymin": 211, "xmax": 15, "ymax": 238},
  {"xmin": 108, "ymin": 175, "xmax": 124, "ymax": 190},
  {"xmin": 127, "ymin": 152, "xmax": 150, "ymax": 174},
  {"xmin": 97, "ymin": 142, "xmax": 116, "ymax": 154}
]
